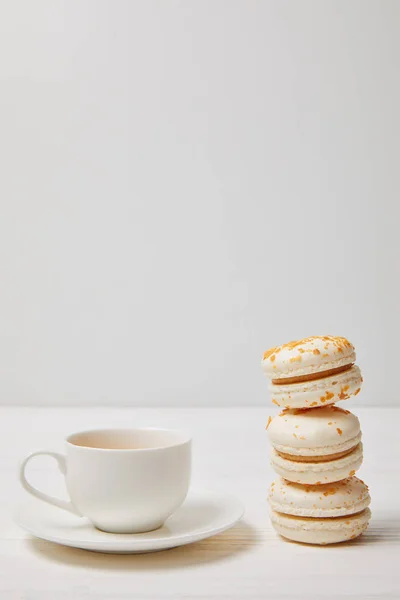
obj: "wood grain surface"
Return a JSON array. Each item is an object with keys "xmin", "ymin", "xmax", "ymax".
[{"xmin": 0, "ymin": 407, "xmax": 398, "ymax": 599}]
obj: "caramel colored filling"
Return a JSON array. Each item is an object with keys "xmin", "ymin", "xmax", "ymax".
[
  {"xmin": 276, "ymin": 443, "xmax": 359, "ymax": 463},
  {"xmin": 273, "ymin": 509, "xmax": 368, "ymax": 522},
  {"xmin": 272, "ymin": 363, "xmax": 353, "ymax": 385}
]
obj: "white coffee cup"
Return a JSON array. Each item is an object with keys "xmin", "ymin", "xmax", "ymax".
[{"xmin": 19, "ymin": 428, "xmax": 191, "ymax": 533}]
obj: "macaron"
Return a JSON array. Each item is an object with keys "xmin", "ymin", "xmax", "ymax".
[
  {"xmin": 266, "ymin": 405, "xmax": 363, "ymax": 484},
  {"xmin": 262, "ymin": 336, "xmax": 362, "ymax": 408},
  {"xmin": 269, "ymin": 477, "xmax": 371, "ymax": 545}
]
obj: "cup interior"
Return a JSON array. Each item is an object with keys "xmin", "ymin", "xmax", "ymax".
[{"xmin": 67, "ymin": 428, "xmax": 190, "ymax": 450}]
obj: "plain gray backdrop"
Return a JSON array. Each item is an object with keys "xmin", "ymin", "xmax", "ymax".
[{"xmin": 0, "ymin": 0, "xmax": 398, "ymax": 406}]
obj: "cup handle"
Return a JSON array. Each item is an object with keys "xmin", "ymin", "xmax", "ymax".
[{"xmin": 19, "ymin": 451, "xmax": 81, "ymax": 516}]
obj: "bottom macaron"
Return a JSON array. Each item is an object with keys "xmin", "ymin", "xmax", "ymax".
[
  {"xmin": 268, "ymin": 476, "xmax": 371, "ymax": 545},
  {"xmin": 270, "ymin": 508, "xmax": 371, "ymax": 545}
]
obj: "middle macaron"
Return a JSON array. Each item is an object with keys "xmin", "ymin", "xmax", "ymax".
[{"xmin": 266, "ymin": 405, "xmax": 363, "ymax": 485}]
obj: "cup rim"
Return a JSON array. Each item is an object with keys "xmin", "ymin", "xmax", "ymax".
[{"xmin": 66, "ymin": 427, "xmax": 192, "ymax": 452}]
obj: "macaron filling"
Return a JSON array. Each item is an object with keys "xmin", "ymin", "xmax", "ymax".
[
  {"xmin": 275, "ymin": 442, "xmax": 360, "ymax": 463},
  {"xmin": 272, "ymin": 507, "xmax": 370, "ymax": 523},
  {"xmin": 271, "ymin": 363, "xmax": 353, "ymax": 385}
]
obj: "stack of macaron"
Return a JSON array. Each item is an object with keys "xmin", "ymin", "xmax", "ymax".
[{"xmin": 262, "ymin": 336, "xmax": 371, "ymax": 545}]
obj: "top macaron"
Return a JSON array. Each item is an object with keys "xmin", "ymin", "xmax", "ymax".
[
  {"xmin": 262, "ymin": 335, "xmax": 362, "ymax": 408},
  {"xmin": 262, "ymin": 336, "xmax": 355, "ymax": 381}
]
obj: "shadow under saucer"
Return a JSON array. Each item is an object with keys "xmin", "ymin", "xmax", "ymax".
[{"xmin": 26, "ymin": 520, "xmax": 261, "ymax": 570}]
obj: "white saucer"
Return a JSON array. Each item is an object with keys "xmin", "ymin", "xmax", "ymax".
[{"xmin": 14, "ymin": 490, "xmax": 244, "ymax": 554}]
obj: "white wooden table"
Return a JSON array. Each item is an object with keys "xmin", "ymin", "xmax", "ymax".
[{"xmin": 0, "ymin": 407, "xmax": 398, "ymax": 600}]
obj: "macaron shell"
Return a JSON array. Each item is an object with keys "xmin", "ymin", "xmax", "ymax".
[
  {"xmin": 270, "ymin": 508, "xmax": 371, "ymax": 545},
  {"xmin": 269, "ymin": 365, "xmax": 362, "ymax": 409},
  {"xmin": 270, "ymin": 443, "xmax": 363, "ymax": 485},
  {"xmin": 268, "ymin": 476, "xmax": 370, "ymax": 518},
  {"xmin": 262, "ymin": 336, "xmax": 355, "ymax": 380},
  {"xmin": 267, "ymin": 405, "xmax": 361, "ymax": 456}
]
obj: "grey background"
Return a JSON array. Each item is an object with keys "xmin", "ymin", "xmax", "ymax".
[{"xmin": 0, "ymin": 0, "xmax": 398, "ymax": 406}]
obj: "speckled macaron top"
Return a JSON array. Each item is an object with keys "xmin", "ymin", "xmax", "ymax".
[
  {"xmin": 268, "ymin": 476, "xmax": 370, "ymax": 518},
  {"xmin": 266, "ymin": 405, "xmax": 361, "ymax": 457},
  {"xmin": 262, "ymin": 336, "xmax": 356, "ymax": 381}
]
